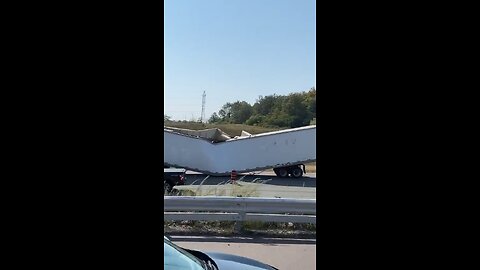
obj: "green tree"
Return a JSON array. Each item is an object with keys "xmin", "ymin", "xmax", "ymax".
[
  {"xmin": 208, "ymin": 112, "xmax": 220, "ymax": 123},
  {"xmin": 253, "ymin": 95, "xmax": 278, "ymax": 116},
  {"xmin": 218, "ymin": 102, "xmax": 232, "ymax": 122},
  {"xmin": 212, "ymin": 86, "xmax": 317, "ymax": 128},
  {"xmin": 245, "ymin": 115, "xmax": 265, "ymax": 126},
  {"xmin": 284, "ymin": 93, "xmax": 309, "ymax": 127},
  {"xmin": 304, "ymin": 87, "xmax": 316, "ymax": 120},
  {"xmin": 230, "ymin": 101, "xmax": 253, "ymax": 124}
]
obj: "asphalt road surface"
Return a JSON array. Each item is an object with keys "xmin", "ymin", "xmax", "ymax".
[
  {"xmin": 184, "ymin": 171, "xmax": 317, "ymax": 188},
  {"xmin": 171, "ymin": 235, "xmax": 316, "ymax": 270}
]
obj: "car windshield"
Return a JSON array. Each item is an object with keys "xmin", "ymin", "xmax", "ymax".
[{"xmin": 164, "ymin": 236, "xmax": 205, "ymax": 270}]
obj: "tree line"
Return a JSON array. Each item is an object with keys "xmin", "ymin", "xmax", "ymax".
[{"xmin": 208, "ymin": 87, "xmax": 316, "ymax": 128}]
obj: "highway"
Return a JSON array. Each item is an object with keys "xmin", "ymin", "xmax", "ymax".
[
  {"xmin": 183, "ymin": 171, "xmax": 317, "ymax": 188},
  {"xmin": 171, "ymin": 235, "xmax": 316, "ymax": 270}
]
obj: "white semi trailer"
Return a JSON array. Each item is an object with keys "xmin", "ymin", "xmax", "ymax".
[{"xmin": 164, "ymin": 125, "xmax": 316, "ymax": 178}]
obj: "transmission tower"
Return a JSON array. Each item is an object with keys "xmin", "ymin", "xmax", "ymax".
[{"xmin": 201, "ymin": 91, "xmax": 206, "ymax": 123}]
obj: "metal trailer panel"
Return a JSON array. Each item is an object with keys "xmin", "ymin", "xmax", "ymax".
[{"xmin": 164, "ymin": 125, "xmax": 316, "ymax": 175}]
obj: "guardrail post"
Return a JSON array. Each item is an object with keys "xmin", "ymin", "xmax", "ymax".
[{"xmin": 234, "ymin": 211, "xmax": 246, "ymax": 233}]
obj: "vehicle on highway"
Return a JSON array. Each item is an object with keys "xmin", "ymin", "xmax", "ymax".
[
  {"xmin": 164, "ymin": 235, "xmax": 278, "ymax": 270},
  {"xmin": 164, "ymin": 168, "xmax": 186, "ymax": 193}
]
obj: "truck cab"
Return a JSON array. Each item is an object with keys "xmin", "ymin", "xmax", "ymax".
[{"xmin": 164, "ymin": 168, "xmax": 186, "ymax": 193}]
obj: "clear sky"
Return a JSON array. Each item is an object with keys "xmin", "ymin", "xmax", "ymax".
[{"xmin": 164, "ymin": 0, "xmax": 316, "ymax": 121}]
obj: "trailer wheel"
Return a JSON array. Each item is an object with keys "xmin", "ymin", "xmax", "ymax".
[
  {"xmin": 274, "ymin": 168, "xmax": 289, "ymax": 178},
  {"xmin": 291, "ymin": 166, "xmax": 303, "ymax": 178}
]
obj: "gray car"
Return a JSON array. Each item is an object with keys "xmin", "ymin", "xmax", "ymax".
[{"xmin": 164, "ymin": 236, "xmax": 278, "ymax": 270}]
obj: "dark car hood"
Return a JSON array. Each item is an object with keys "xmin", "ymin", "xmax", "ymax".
[{"xmin": 205, "ymin": 252, "xmax": 278, "ymax": 270}]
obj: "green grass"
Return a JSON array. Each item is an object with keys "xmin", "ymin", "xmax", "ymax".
[{"xmin": 164, "ymin": 121, "xmax": 281, "ymax": 136}]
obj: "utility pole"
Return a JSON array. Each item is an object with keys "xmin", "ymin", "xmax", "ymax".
[{"xmin": 201, "ymin": 91, "xmax": 206, "ymax": 123}]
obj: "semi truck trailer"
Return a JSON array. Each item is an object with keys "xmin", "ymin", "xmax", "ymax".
[{"xmin": 164, "ymin": 125, "xmax": 316, "ymax": 178}]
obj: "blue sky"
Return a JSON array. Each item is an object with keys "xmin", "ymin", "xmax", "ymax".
[{"xmin": 164, "ymin": 0, "xmax": 316, "ymax": 121}]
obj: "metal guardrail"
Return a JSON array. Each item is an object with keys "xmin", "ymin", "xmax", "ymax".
[{"xmin": 164, "ymin": 196, "xmax": 316, "ymax": 228}]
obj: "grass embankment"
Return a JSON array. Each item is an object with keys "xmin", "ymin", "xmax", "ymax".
[
  {"xmin": 172, "ymin": 181, "xmax": 316, "ymax": 199},
  {"xmin": 305, "ymin": 162, "xmax": 316, "ymax": 173},
  {"xmin": 164, "ymin": 121, "xmax": 281, "ymax": 136},
  {"xmin": 173, "ymin": 179, "xmax": 264, "ymax": 197}
]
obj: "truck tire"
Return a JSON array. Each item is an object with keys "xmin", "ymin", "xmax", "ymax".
[
  {"xmin": 164, "ymin": 181, "xmax": 172, "ymax": 194},
  {"xmin": 274, "ymin": 167, "xmax": 289, "ymax": 178},
  {"xmin": 291, "ymin": 166, "xmax": 303, "ymax": 178}
]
